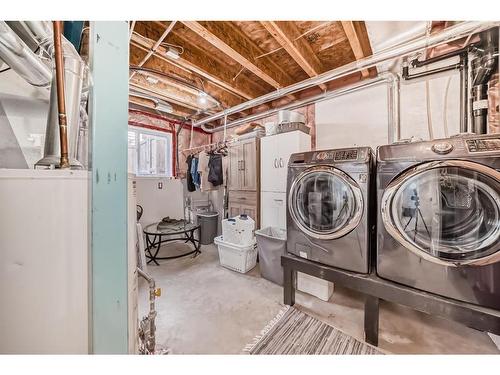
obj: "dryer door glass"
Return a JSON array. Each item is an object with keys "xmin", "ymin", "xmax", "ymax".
[
  {"xmin": 387, "ymin": 164, "xmax": 500, "ymax": 263},
  {"xmin": 290, "ymin": 167, "xmax": 363, "ymax": 240}
]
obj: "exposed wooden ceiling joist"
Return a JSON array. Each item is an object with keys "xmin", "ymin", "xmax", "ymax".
[
  {"xmin": 129, "ymin": 20, "xmax": 136, "ymax": 41},
  {"xmin": 261, "ymin": 21, "xmax": 327, "ymax": 90},
  {"xmin": 182, "ymin": 21, "xmax": 295, "ymax": 89},
  {"xmin": 128, "ymin": 21, "xmax": 377, "ymax": 125},
  {"xmin": 128, "ymin": 99, "xmax": 194, "ymax": 120},
  {"xmin": 130, "ymin": 21, "xmax": 176, "ymax": 80},
  {"xmin": 222, "ymin": 22, "xmax": 297, "ymax": 86},
  {"xmin": 341, "ymin": 21, "xmax": 370, "ymax": 78},
  {"xmin": 131, "ymin": 31, "xmax": 259, "ymax": 101},
  {"xmin": 130, "ymin": 42, "xmax": 245, "ymax": 109},
  {"xmin": 130, "ymin": 74, "xmax": 203, "ymax": 110}
]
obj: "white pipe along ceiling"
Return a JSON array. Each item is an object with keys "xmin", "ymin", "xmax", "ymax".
[{"xmin": 195, "ymin": 21, "xmax": 500, "ymax": 133}]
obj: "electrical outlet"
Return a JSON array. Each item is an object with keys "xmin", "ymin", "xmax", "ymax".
[{"xmin": 158, "ymin": 182, "xmax": 163, "ymax": 189}]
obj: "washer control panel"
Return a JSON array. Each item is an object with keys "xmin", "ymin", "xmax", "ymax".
[
  {"xmin": 431, "ymin": 141, "xmax": 454, "ymax": 154},
  {"xmin": 290, "ymin": 147, "xmax": 370, "ymax": 165},
  {"xmin": 466, "ymin": 138, "xmax": 500, "ymax": 153},
  {"xmin": 313, "ymin": 149, "xmax": 359, "ymax": 161},
  {"xmin": 314, "ymin": 151, "xmax": 333, "ymax": 161},
  {"xmin": 335, "ymin": 149, "xmax": 358, "ymax": 161}
]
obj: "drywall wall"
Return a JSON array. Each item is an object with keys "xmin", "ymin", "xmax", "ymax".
[
  {"xmin": 135, "ymin": 177, "xmax": 185, "ymax": 226},
  {"xmin": 316, "ymin": 72, "xmax": 461, "ymax": 151}
]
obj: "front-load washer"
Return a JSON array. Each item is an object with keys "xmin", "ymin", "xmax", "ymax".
[
  {"xmin": 377, "ymin": 134, "xmax": 500, "ymax": 310},
  {"xmin": 287, "ymin": 147, "xmax": 374, "ymax": 273}
]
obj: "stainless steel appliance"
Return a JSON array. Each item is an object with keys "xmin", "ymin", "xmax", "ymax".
[
  {"xmin": 377, "ymin": 134, "xmax": 500, "ymax": 309},
  {"xmin": 287, "ymin": 147, "xmax": 374, "ymax": 273}
]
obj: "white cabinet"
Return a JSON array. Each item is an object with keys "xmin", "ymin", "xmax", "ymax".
[
  {"xmin": 261, "ymin": 131, "xmax": 311, "ymax": 193},
  {"xmin": 260, "ymin": 131, "xmax": 311, "ymax": 230},
  {"xmin": 261, "ymin": 191, "xmax": 287, "ymax": 229}
]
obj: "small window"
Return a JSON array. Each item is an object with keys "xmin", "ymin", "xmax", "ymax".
[{"xmin": 128, "ymin": 126, "xmax": 173, "ymax": 177}]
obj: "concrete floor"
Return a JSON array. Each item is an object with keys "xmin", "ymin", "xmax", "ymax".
[{"xmin": 139, "ymin": 242, "xmax": 500, "ymax": 354}]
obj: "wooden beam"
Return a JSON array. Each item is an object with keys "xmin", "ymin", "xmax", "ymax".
[
  {"xmin": 130, "ymin": 42, "xmax": 245, "ymax": 110},
  {"xmin": 129, "ymin": 96, "xmax": 194, "ymax": 119},
  {"xmin": 130, "ymin": 21, "xmax": 176, "ymax": 80},
  {"xmin": 261, "ymin": 21, "xmax": 327, "ymax": 90},
  {"xmin": 341, "ymin": 21, "xmax": 369, "ymax": 78},
  {"xmin": 130, "ymin": 76, "xmax": 203, "ymax": 112},
  {"xmin": 131, "ymin": 30, "xmax": 263, "ymax": 101},
  {"xmin": 222, "ymin": 21, "xmax": 296, "ymax": 86},
  {"xmin": 129, "ymin": 20, "xmax": 136, "ymax": 41},
  {"xmin": 182, "ymin": 21, "xmax": 289, "ymax": 89}
]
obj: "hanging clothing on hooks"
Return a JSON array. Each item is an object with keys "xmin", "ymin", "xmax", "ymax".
[
  {"xmin": 197, "ymin": 150, "xmax": 216, "ymax": 192},
  {"xmin": 186, "ymin": 155, "xmax": 196, "ymax": 192},
  {"xmin": 190, "ymin": 155, "xmax": 201, "ymax": 189},
  {"xmin": 208, "ymin": 153, "xmax": 223, "ymax": 186}
]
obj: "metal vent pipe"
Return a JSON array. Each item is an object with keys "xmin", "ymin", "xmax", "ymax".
[
  {"xmin": 33, "ymin": 23, "xmax": 85, "ymax": 169},
  {"xmin": 194, "ymin": 21, "xmax": 499, "ymax": 128},
  {"xmin": 0, "ymin": 21, "xmax": 51, "ymax": 87}
]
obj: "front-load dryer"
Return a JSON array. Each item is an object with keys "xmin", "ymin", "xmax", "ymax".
[
  {"xmin": 287, "ymin": 147, "xmax": 374, "ymax": 273},
  {"xmin": 377, "ymin": 134, "xmax": 500, "ymax": 310}
]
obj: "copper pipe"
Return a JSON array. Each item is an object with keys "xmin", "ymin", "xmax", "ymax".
[{"xmin": 52, "ymin": 21, "xmax": 69, "ymax": 168}]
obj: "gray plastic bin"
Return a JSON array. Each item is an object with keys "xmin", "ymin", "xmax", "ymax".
[
  {"xmin": 197, "ymin": 211, "xmax": 219, "ymax": 245},
  {"xmin": 255, "ymin": 227, "xmax": 287, "ymax": 286}
]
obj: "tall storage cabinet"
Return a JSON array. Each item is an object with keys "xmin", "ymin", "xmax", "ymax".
[
  {"xmin": 261, "ymin": 131, "xmax": 311, "ymax": 229},
  {"xmin": 228, "ymin": 137, "xmax": 260, "ymax": 225}
]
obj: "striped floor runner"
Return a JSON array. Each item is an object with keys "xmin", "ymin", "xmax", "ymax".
[{"xmin": 243, "ymin": 306, "xmax": 383, "ymax": 355}]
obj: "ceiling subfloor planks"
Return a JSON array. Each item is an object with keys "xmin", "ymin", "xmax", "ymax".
[
  {"xmin": 129, "ymin": 21, "xmax": 177, "ymax": 81},
  {"xmin": 183, "ymin": 21, "xmax": 293, "ymax": 89},
  {"xmin": 261, "ymin": 21, "xmax": 327, "ymax": 91},
  {"xmin": 341, "ymin": 21, "xmax": 371, "ymax": 78},
  {"xmin": 128, "ymin": 21, "xmax": 376, "ymax": 124}
]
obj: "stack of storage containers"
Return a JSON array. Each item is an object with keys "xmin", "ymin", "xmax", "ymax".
[{"xmin": 214, "ymin": 214, "xmax": 257, "ymax": 273}]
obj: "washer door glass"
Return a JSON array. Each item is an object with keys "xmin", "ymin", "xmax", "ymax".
[
  {"xmin": 386, "ymin": 163, "xmax": 500, "ymax": 263},
  {"xmin": 290, "ymin": 166, "xmax": 363, "ymax": 240}
]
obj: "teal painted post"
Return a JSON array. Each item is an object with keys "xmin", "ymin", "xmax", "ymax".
[
  {"xmin": 88, "ymin": 21, "xmax": 129, "ymax": 354},
  {"xmin": 63, "ymin": 21, "xmax": 84, "ymax": 50}
]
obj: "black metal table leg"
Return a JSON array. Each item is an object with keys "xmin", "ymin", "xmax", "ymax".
[
  {"xmin": 364, "ymin": 295, "xmax": 380, "ymax": 346},
  {"xmin": 146, "ymin": 234, "xmax": 160, "ymax": 266},
  {"xmin": 283, "ymin": 265, "xmax": 295, "ymax": 306},
  {"xmin": 186, "ymin": 229, "xmax": 201, "ymax": 257}
]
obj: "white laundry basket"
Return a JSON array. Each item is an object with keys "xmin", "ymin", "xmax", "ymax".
[
  {"xmin": 214, "ymin": 235, "xmax": 257, "ymax": 273},
  {"xmin": 221, "ymin": 214, "xmax": 255, "ymax": 246}
]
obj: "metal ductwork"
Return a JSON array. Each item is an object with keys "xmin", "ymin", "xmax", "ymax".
[
  {"xmin": 0, "ymin": 21, "xmax": 51, "ymax": 87},
  {"xmin": 470, "ymin": 28, "xmax": 499, "ymax": 134},
  {"xmin": 1, "ymin": 20, "xmax": 86, "ymax": 169},
  {"xmin": 130, "ymin": 89, "xmax": 174, "ymax": 114},
  {"xmin": 32, "ymin": 22, "xmax": 85, "ymax": 169},
  {"xmin": 194, "ymin": 21, "xmax": 500, "ymax": 130}
]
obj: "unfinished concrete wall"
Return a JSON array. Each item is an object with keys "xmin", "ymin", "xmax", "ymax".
[{"xmin": 316, "ymin": 72, "xmax": 464, "ymax": 151}]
